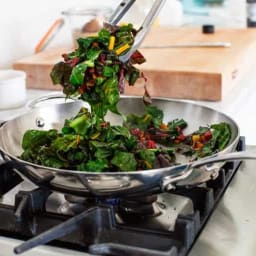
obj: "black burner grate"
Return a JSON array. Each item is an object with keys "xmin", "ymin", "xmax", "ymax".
[{"xmin": 0, "ymin": 137, "xmax": 245, "ymax": 256}]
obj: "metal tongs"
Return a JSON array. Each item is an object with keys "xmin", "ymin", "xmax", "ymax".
[{"xmin": 104, "ymin": 0, "xmax": 166, "ymax": 62}]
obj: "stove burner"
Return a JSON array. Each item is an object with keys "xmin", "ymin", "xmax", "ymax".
[
  {"xmin": 13, "ymin": 192, "xmax": 195, "ymax": 255},
  {"xmin": 56, "ymin": 195, "xmax": 98, "ymax": 215},
  {"xmin": 0, "ymin": 161, "xmax": 22, "ymax": 195},
  {"xmin": 59, "ymin": 194, "xmax": 161, "ymax": 217},
  {"xmin": 118, "ymin": 195, "xmax": 160, "ymax": 216}
]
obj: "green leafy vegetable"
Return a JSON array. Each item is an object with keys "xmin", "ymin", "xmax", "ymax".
[
  {"xmin": 111, "ymin": 151, "xmax": 137, "ymax": 171},
  {"xmin": 20, "ymin": 106, "xmax": 232, "ymax": 172},
  {"xmin": 146, "ymin": 105, "xmax": 164, "ymax": 128},
  {"xmin": 50, "ymin": 62, "xmax": 72, "ymax": 86},
  {"xmin": 124, "ymin": 105, "xmax": 164, "ymax": 130},
  {"xmin": 211, "ymin": 123, "xmax": 231, "ymax": 150},
  {"xmin": 22, "ymin": 130, "xmax": 58, "ymax": 150},
  {"xmin": 78, "ymin": 160, "xmax": 108, "ymax": 172},
  {"xmin": 50, "ymin": 24, "xmax": 145, "ymax": 118},
  {"xmin": 138, "ymin": 149, "xmax": 156, "ymax": 169}
]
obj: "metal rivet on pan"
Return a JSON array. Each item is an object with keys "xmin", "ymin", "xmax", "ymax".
[
  {"xmin": 210, "ymin": 170, "xmax": 218, "ymax": 180},
  {"xmin": 36, "ymin": 117, "xmax": 45, "ymax": 128}
]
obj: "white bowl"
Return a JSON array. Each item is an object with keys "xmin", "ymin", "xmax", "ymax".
[{"xmin": 0, "ymin": 70, "xmax": 27, "ymax": 109}]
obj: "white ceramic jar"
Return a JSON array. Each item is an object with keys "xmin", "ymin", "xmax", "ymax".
[{"xmin": 0, "ymin": 70, "xmax": 26, "ymax": 109}]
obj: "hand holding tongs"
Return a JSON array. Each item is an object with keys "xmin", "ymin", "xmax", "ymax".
[{"xmin": 104, "ymin": 0, "xmax": 166, "ymax": 62}]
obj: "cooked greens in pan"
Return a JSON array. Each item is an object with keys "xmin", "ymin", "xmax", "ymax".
[
  {"xmin": 21, "ymin": 105, "xmax": 231, "ymax": 172},
  {"xmin": 20, "ymin": 24, "xmax": 232, "ymax": 172}
]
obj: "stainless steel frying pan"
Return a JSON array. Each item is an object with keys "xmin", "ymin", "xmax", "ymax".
[{"xmin": 0, "ymin": 96, "xmax": 255, "ymax": 197}]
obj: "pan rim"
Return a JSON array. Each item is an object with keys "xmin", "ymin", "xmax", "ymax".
[{"xmin": 0, "ymin": 96, "xmax": 240, "ymax": 176}]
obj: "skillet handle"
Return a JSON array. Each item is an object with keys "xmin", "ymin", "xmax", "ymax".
[
  {"xmin": 161, "ymin": 164, "xmax": 193, "ymax": 192},
  {"xmin": 161, "ymin": 151, "xmax": 256, "ymax": 191},
  {"xmin": 191, "ymin": 151, "xmax": 256, "ymax": 169},
  {"xmin": 27, "ymin": 93, "xmax": 77, "ymax": 109}
]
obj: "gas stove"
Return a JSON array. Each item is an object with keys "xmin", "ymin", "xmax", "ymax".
[{"xmin": 0, "ymin": 137, "xmax": 250, "ymax": 256}]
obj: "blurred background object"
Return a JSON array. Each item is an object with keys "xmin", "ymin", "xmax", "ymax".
[
  {"xmin": 35, "ymin": 18, "xmax": 65, "ymax": 53},
  {"xmin": 0, "ymin": 70, "xmax": 26, "ymax": 109},
  {"xmin": 62, "ymin": 6, "xmax": 112, "ymax": 47},
  {"xmin": 247, "ymin": 0, "xmax": 256, "ymax": 27},
  {"xmin": 121, "ymin": 0, "xmax": 183, "ymax": 27},
  {"xmin": 181, "ymin": 0, "xmax": 247, "ymax": 27},
  {"xmin": 158, "ymin": 0, "xmax": 183, "ymax": 26}
]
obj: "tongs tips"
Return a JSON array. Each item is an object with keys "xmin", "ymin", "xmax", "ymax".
[
  {"xmin": 105, "ymin": 0, "xmax": 166, "ymax": 63},
  {"xmin": 107, "ymin": 0, "xmax": 136, "ymax": 26}
]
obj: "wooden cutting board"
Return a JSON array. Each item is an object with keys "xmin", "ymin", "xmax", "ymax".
[{"xmin": 13, "ymin": 27, "xmax": 256, "ymax": 101}]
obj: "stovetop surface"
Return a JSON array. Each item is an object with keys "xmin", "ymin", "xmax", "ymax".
[
  {"xmin": 190, "ymin": 145, "xmax": 256, "ymax": 256},
  {"xmin": 0, "ymin": 146, "xmax": 255, "ymax": 256}
]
